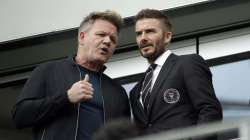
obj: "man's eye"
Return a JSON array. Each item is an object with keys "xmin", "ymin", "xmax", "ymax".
[
  {"xmin": 110, "ymin": 37, "xmax": 117, "ymax": 44},
  {"xmin": 97, "ymin": 33, "xmax": 106, "ymax": 37},
  {"xmin": 145, "ymin": 29, "xmax": 155, "ymax": 33},
  {"xmin": 136, "ymin": 32, "xmax": 142, "ymax": 36}
]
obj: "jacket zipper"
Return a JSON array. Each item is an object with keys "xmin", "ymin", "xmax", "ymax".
[
  {"xmin": 100, "ymin": 73, "xmax": 106, "ymax": 125},
  {"xmin": 40, "ymin": 128, "xmax": 46, "ymax": 140},
  {"xmin": 74, "ymin": 65, "xmax": 82, "ymax": 140},
  {"xmin": 74, "ymin": 103, "xmax": 80, "ymax": 140}
]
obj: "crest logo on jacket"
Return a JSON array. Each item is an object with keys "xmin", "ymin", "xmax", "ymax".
[{"xmin": 163, "ymin": 88, "xmax": 180, "ymax": 104}]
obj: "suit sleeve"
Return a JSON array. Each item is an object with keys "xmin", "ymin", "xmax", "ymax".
[
  {"xmin": 12, "ymin": 64, "xmax": 71, "ymax": 129},
  {"xmin": 183, "ymin": 54, "xmax": 223, "ymax": 124}
]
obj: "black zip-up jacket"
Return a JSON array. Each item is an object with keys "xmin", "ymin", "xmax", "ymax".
[{"xmin": 12, "ymin": 57, "xmax": 131, "ymax": 140}]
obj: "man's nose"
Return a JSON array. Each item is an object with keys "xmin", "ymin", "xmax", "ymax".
[
  {"xmin": 103, "ymin": 36, "xmax": 111, "ymax": 46},
  {"xmin": 140, "ymin": 38, "xmax": 148, "ymax": 45},
  {"xmin": 139, "ymin": 32, "xmax": 148, "ymax": 45}
]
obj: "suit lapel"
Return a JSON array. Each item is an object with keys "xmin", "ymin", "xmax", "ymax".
[{"xmin": 147, "ymin": 54, "xmax": 177, "ymax": 117}]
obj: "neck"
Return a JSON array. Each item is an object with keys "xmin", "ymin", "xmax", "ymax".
[
  {"xmin": 75, "ymin": 55, "xmax": 102, "ymax": 72},
  {"xmin": 148, "ymin": 59, "xmax": 155, "ymax": 64},
  {"xmin": 147, "ymin": 49, "xmax": 166, "ymax": 64}
]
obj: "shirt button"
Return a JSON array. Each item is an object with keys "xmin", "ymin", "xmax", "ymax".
[{"xmin": 148, "ymin": 123, "xmax": 153, "ymax": 127}]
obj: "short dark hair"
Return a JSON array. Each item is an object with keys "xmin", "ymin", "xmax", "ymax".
[
  {"xmin": 134, "ymin": 9, "xmax": 172, "ymax": 32},
  {"xmin": 79, "ymin": 10, "xmax": 123, "ymax": 34}
]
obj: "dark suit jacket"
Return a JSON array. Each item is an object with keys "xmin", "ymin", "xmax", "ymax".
[{"xmin": 130, "ymin": 53, "xmax": 223, "ymax": 135}]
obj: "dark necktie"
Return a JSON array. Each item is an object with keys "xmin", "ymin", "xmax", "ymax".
[{"xmin": 141, "ymin": 64, "xmax": 157, "ymax": 112}]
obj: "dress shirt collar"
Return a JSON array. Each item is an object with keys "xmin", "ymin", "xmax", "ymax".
[{"xmin": 154, "ymin": 50, "xmax": 172, "ymax": 67}]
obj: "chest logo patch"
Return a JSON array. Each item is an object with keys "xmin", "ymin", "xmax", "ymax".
[{"xmin": 163, "ymin": 88, "xmax": 180, "ymax": 104}]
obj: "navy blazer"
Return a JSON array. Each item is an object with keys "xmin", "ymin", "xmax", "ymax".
[{"xmin": 130, "ymin": 53, "xmax": 223, "ymax": 134}]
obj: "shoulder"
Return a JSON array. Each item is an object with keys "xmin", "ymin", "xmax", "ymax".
[
  {"xmin": 38, "ymin": 58, "xmax": 71, "ymax": 70},
  {"xmin": 177, "ymin": 53, "xmax": 208, "ymax": 66},
  {"xmin": 102, "ymin": 74, "xmax": 125, "ymax": 90},
  {"xmin": 178, "ymin": 53, "xmax": 205, "ymax": 62},
  {"xmin": 177, "ymin": 53, "xmax": 211, "ymax": 76},
  {"xmin": 32, "ymin": 58, "xmax": 71, "ymax": 76}
]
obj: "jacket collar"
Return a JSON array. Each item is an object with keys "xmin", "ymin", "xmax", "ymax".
[{"xmin": 68, "ymin": 55, "xmax": 107, "ymax": 73}]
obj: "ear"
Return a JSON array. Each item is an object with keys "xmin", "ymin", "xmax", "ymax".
[
  {"xmin": 164, "ymin": 31, "xmax": 172, "ymax": 44},
  {"xmin": 78, "ymin": 32, "xmax": 85, "ymax": 42}
]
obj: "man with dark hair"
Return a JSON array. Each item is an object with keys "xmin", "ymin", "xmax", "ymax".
[
  {"xmin": 12, "ymin": 10, "xmax": 130, "ymax": 140},
  {"xmin": 130, "ymin": 9, "xmax": 222, "ymax": 137}
]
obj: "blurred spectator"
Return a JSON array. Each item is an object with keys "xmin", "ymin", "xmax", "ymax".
[{"xmin": 93, "ymin": 119, "xmax": 139, "ymax": 140}]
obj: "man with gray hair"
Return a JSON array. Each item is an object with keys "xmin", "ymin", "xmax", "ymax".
[{"xmin": 12, "ymin": 10, "xmax": 130, "ymax": 140}]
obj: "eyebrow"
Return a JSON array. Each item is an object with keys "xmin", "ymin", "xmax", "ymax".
[{"xmin": 97, "ymin": 31, "xmax": 118, "ymax": 43}]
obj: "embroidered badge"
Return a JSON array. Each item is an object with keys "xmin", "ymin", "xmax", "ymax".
[{"xmin": 163, "ymin": 88, "xmax": 180, "ymax": 104}]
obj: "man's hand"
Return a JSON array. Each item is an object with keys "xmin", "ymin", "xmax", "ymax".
[{"xmin": 67, "ymin": 74, "xmax": 94, "ymax": 104}]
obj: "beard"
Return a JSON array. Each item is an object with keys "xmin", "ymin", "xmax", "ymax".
[{"xmin": 139, "ymin": 44, "xmax": 165, "ymax": 62}]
